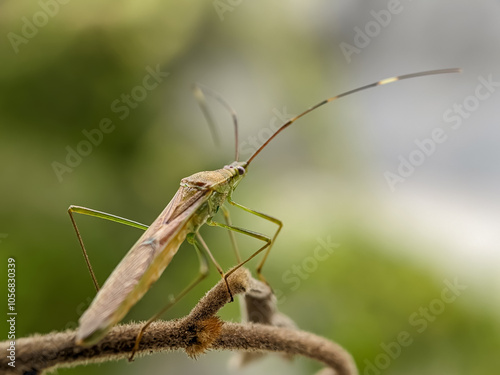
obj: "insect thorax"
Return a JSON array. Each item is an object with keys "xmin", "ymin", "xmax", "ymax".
[{"xmin": 181, "ymin": 166, "xmax": 242, "ymax": 194}]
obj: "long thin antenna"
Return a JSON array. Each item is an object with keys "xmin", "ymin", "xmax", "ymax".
[
  {"xmin": 193, "ymin": 83, "xmax": 240, "ymax": 161},
  {"xmin": 246, "ymin": 68, "xmax": 462, "ymax": 165}
]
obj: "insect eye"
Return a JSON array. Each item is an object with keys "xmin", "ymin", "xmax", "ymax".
[{"xmin": 237, "ymin": 166, "xmax": 245, "ymax": 175}]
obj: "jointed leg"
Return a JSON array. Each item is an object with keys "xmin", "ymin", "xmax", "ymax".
[
  {"xmin": 226, "ymin": 196, "xmax": 283, "ymax": 282},
  {"xmin": 129, "ymin": 232, "xmax": 211, "ymax": 361},
  {"xmin": 206, "ymin": 218, "xmax": 272, "ymax": 288},
  {"xmin": 220, "ymin": 205, "xmax": 241, "ymax": 263},
  {"xmin": 67, "ymin": 205, "xmax": 149, "ymax": 291}
]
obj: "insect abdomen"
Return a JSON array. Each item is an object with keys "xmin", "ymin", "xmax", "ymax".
[{"xmin": 76, "ymin": 219, "xmax": 192, "ymax": 346}]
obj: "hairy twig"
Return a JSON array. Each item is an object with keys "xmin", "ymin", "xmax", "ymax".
[{"xmin": 0, "ymin": 268, "xmax": 358, "ymax": 375}]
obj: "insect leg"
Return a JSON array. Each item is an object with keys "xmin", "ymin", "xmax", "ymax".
[
  {"xmin": 129, "ymin": 232, "xmax": 209, "ymax": 361},
  {"xmin": 206, "ymin": 217, "xmax": 273, "ymax": 287},
  {"xmin": 67, "ymin": 205, "xmax": 149, "ymax": 291},
  {"xmin": 220, "ymin": 205, "xmax": 242, "ymax": 263},
  {"xmin": 227, "ymin": 196, "xmax": 283, "ymax": 282}
]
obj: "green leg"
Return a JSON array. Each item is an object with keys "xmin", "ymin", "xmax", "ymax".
[
  {"xmin": 195, "ymin": 231, "xmax": 239, "ymax": 302},
  {"xmin": 220, "ymin": 205, "xmax": 242, "ymax": 263},
  {"xmin": 67, "ymin": 205, "xmax": 149, "ymax": 291},
  {"xmin": 226, "ymin": 196, "xmax": 283, "ymax": 282},
  {"xmin": 207, "ymin": 204, "xmax": 281, "ymax": 286},
  {"xmin": 129, "ymin": 232, "xmax": 210, "ymax": 361}
]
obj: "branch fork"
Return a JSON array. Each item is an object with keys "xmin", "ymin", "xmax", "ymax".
[{"xmin": 0, "ymin": 268, "xmax": 358, "ymax": 375}]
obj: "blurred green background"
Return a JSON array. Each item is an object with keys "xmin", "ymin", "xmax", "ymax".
[{"xmin": 1, "ymin": 1, "xmax": 500, "ymax": 374}]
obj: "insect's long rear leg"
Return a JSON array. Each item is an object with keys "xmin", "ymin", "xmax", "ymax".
[
  {"xmin": 226, "ymin": 196, "xmax": 283, "ymax": 283},
  {"xmin": 129, "ymin": 232, "xmax": 210, "ymax": 361},
  {"xmin": 68, "ymin": 205, "xmax": 149, "ymax": 291}
]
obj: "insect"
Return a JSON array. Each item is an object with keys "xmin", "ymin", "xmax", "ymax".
[{"xmin": 70, "ymin": 68, "xmax": 460, "ymax": 359}]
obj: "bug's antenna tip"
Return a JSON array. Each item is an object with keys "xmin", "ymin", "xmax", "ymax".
[{"xmin": 245, "ymin": 67, "xmax": 462, "ymax": 165}]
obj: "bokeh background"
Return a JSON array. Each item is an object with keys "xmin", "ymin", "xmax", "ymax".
[{"xmin": 1, "ymin": 1, "xmax": 499, "ymax": 374}]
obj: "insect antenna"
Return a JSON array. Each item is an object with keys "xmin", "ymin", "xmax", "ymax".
[
  {"xmin": 246, "ymin": 68, "xmax": 461, "ymax": 166},
  {"xmin": 193, "ymin": 83, "xmax": 240, "ymax": 161}
]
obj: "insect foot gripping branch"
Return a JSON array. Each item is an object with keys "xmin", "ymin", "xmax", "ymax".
[{"xmin": 0, "ymin": 268, "xmax": 358, "ymax": 375}]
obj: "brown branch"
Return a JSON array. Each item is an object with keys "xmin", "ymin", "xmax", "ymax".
[{"xmin": 0, "ymin": 268, "xmax": 358, "ymax": 375}]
